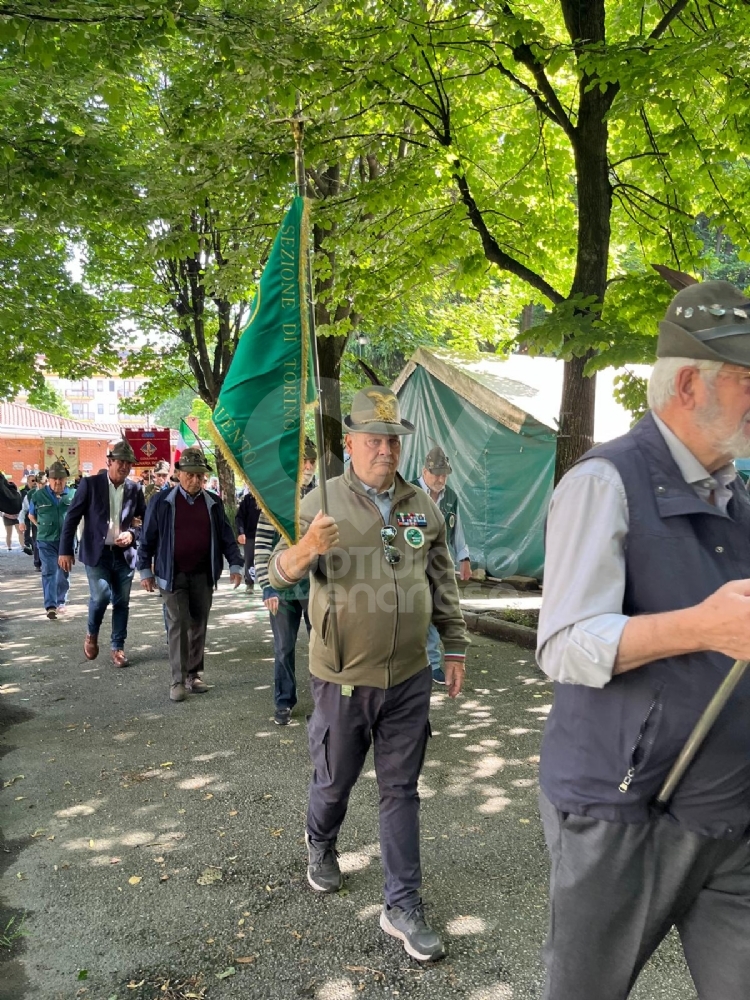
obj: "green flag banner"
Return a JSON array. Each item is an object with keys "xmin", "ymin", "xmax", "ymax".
[{"xmin": 211, "ymin": 196, "xmax": 315, "ymax": 544}]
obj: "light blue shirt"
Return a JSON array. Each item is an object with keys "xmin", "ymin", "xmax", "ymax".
[
  {"xmin": 537, "ymin": 412, "xmax": 737, "ymax": 688},
  {"xmin": 178, "ymin": 486, "xmax": 203, "ymax": 505},
  {"xmin": 363, "ymin": 482, "xmax": 396, "ymax": 523}
]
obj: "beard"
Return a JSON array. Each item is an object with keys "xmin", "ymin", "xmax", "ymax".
[{"xmin": 695, "ymin": 395, "xmax": 750, "ymax": 459}]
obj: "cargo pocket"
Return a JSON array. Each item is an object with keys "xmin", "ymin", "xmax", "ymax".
[
  {"xmin": 418, "ymin": 719, "xmax": 432, "ymax": 774},
  {"xmin": 307, "ymin": 715, "xmax": 331, "ymax": 784}
]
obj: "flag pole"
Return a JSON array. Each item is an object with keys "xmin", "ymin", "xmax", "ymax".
[{"xmin": 292, "ymin": 100, "xmax": 342, "ymax": 669}]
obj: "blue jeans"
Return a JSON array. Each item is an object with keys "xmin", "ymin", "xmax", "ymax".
[
  {"xmin": 85, "ymin": 547, "xmax": 134, "ymax": 650},
  {"xmin": 269, "ymin": 598, "xmax": 310, "ymax": 711},
  {"xmin": 426, "ymin": 622, "xmax": 443, "ymax": 676},
  {"xmin": 37, "ymin": 539, "xmax": 70, "ymax": 610}
]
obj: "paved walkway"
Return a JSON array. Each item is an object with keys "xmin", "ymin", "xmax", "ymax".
[{"xmin": 0, "ymin": 548, "xmax": 694, "ymax": 1000}]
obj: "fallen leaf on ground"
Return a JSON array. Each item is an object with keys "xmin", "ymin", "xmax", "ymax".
[
  {"xmin": 196, "ymin": 866, "xmax": 222, "ymax": 886},
  {"xmin": 30, "ymin": 828, "xmax": 47, "ymax": 838},
  {"xmin": 216, "ymin": 968, "xmax": 235, "ymax": 980},
  {"xmin": 229, "ymin": 810, "xmax": 238, "ymax": 817},
  {"xmin": 236, "ymin": 957, "xmax": 256, "ymax": 964},
  {"xmin": 153, "ymin": 856, "xmax": 165, "ymax": 864},
  {"xmin": 110, "ymin": 858, "xmax": 121, "ymax": 865},
  {"xmin": 89, "ymin": 839, "xmax": 95, "ymax": 848},
  {"xmin": 126, "ymin": 981, "xmax": 145, "ymax": 989},
  {"xmin": 47, "ymin": 835, "xmax": 55, "ymax": 841},
  {"xmin": 128, "ymin": 876, "xmax": 142, "ymax": 885},
  {"xmin": 159, "ymin": 874, "xmax": 169, "ymax": 882},
  {"xmin": 203, "ymin": 793, "xmax": 213, "ymax": 800},
  {"xmin": 16, "ymin": 872, "xmax": 27, "ymax": 880},
  {"xmin": 270, "ymin": 828, "xmax": 283, "ymax": 837},
  {"xmin": 160, "ymin": 762, "xmax": 173, "ymax": 768}
]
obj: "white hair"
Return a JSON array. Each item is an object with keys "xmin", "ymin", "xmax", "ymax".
[{"xmin": 647, "ymin": 357, "xmax": 723, "ymax": 412}]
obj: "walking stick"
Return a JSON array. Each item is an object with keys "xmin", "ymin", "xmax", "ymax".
[
  {"xmin": 290, "ymin": 100, "xmax": 342, "ymax": 670},
  {"xmin": 655, "ymin": 657, "xmax": 750, "ymax": 807}
]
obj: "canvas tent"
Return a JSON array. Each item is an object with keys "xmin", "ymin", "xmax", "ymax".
[{"xmin": 393, "ymin": 347, "xmax": 646, "ymax": 580}]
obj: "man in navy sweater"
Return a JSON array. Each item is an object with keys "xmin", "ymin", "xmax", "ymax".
[
  {"xmin": 59, "ymin": 440, "xmax": 145, "ymax": 667},
  {"xmin": 137, "ymin": 447, "xmax": 242, "ymax": 702}
]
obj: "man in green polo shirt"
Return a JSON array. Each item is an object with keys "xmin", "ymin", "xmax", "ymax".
[{"xmin": 28, "ymin": 461, "xmax": 75, "ymax": 619}]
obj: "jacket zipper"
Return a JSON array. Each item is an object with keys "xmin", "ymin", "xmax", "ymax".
[
  {"xmin": 359, "ymin": 492, "xmax": 399, "ymax": 687},
  {"xmin": 619, "ymin": 695, "xmax": 659, "ymax": 793}
]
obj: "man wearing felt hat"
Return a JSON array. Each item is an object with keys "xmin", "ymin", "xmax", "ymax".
[
  {"xmin": 412, "ymin": 445, "xmax": 471, "ymax": 684},
  {"xmin": 267, "ymin": 386, "xmax": 469, "ymax": 963},
  {"xmin": 27, "ymin": 461, "xmax": 75, "ymax": 619},
  {"xmin": 59, "ymin": 439, "xmax": 146, "ymax": 667},
  {"xmin": 137, "ymin": 446, "xmax": 243, "ymax": 702},
  {"xmin": 536, "ymin": 280, "xmax": 750, "ymax": 999},
  {"xmin": 144, "ymin": 460, "xmax": 171, "ymax": 502}
]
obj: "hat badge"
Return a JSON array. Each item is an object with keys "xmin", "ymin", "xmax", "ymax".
[{"xmin": 366, "ymin": 391, "xmax": 398, "ymax": 424}]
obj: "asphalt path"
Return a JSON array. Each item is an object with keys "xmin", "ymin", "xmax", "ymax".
[{"xmin": 0, "ymin": 546, "xmax": 696, "ymax": 1000}]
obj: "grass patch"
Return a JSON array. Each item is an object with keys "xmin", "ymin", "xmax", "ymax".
[
  {"xmin": 488, "ymin": 608, "xmax": 539, "ymax": 629},
  {"xmin": 0, "ymin": 913, "xmax": 27, "ymax": 949}
]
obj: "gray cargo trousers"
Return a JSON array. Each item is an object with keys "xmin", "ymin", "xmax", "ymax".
[
  {"xmin": 539, "ymin": 792, "xmax": 750, "ymax": 1000},
  {"xmin": 306, "ymin": 666, "xmax": 432, "ymax": 909}
]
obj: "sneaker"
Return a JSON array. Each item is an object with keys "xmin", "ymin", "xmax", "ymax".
[
  {"xmin": 380, "ymin": 903, "xmax": 446, "ymax": 962},
  {"xmin": 274, "ymin": 707, "xmax": 292, "ymax": 726},
  {"xmin": 169, "ymin": 683, "xmax": 186, "ymax": 702},
  {"xmin": 305, "ymin": 831, "xmax": 343, "ymax": 893},
  {"xmin": 185, "ymin": 676, "xmax": 209, "ymax": 694},
  {"xmin": 432, "ymin": 667, "xmax": 446, "ymax": 685},
  {"xmin": 46, "ymin": 608, "xmax": 57, "ymax": 620}
]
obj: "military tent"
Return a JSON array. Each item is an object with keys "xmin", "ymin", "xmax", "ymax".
[{"xmin": 393, "ymin": 347, "xmax": 641, "ymax": 580}]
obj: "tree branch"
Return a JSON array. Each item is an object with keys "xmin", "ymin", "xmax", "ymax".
[{"xmin": 453, "ymin": 167, "xmax": 564, "ymax": 304}]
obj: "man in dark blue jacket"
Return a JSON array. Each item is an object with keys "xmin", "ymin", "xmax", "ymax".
[
  {"xmin": 137, "ymin": 446, "xmax": 242, "ymax": 702},
  {"xmin": 59, "ymin": 440, "xmax": 145, "ymax": 667},
  {"xmin": 537, "ymin": 281, "xmax": 750, "ymax": 1000}
]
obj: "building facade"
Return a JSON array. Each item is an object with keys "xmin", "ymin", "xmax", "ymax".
[{"xmin": 44, "ymin": 375, "xmax": 149, "ymax": 425}]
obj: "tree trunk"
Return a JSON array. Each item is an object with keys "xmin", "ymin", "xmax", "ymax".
[
  {"xmin": 556, "ymin": 0, "xmax": 613, "ymax": 482},
  {"xmin": 214, "ymin": 446, "xmax": 236, "ymax": 521},
  {"xmin": 316, "ymin": 331, "xmax": 348, "ymax": 480},
  {"xmin": 554, "ymin": 352, "xmax": 597, "ymax": 482}
]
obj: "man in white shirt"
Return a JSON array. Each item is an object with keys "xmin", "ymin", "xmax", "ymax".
[{"xmin": 59, "ymin": 440, "xmax": 145, "ymax": 667}]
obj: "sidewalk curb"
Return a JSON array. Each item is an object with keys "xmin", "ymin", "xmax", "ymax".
[{"xmin": 463, "ymin": 610, "xmax": 538, "ymax": 650}]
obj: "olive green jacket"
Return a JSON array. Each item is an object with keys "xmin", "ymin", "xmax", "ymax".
[{"xmin": 268, "ymin": 466, "xmax": 469, "ymax": 688}]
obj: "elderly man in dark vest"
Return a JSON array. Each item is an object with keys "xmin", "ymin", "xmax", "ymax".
[
  {"xmin": 537, "ymin": 280, "xmax": 750, "ymax": 1000},
  {"xmin": 137, "ymin": 446, "xmax": 243, "ymax": 702},
  {"xmin": 412, "ymin": 446, "xmax": 471, "ymax": 684}
]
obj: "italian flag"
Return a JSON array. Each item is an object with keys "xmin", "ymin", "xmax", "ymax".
[{"xmin": 174, "ymin": 418, "xmax": 198, "ymax": 465}]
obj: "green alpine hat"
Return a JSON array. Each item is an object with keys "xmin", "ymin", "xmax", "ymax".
[
  {"xmin": 658, "ymin": 280, "xmax": 750, "ymax": 365},
  {"xmin": 175, "ymin": 446, "xmax": 212, "ymax": 473},
  {"xmin": 48, "ymin": 461, "xmax": 69, "ymax": 479},
  {"xmin": 424, "ymin": 445, "xmax": 452, "ymax": 475},
  {"xmin": 344, "ymin": 387, "xmax": 415, "ymax": 436},
  {"xmin": 153, "ymin": 460, "xmax": 171, "ymax": 475},
  {"xmin": 107, "ymin": 439, "xmax": 137, "ymax": 463},
  {"xmin": 304, "ymin": 437, "xmax": 318, "ymax": 462}
]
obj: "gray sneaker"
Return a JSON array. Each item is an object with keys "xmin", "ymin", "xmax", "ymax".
[
  {"xmin": 305, "ymin": 831, "xmax": 343, "ymax": 893},
  {"xmin": 380, "ymin": 903, "xmax": 446, "ymax": 962}
]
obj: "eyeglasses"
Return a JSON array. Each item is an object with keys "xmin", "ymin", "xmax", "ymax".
[{"xmin": 380, "ymin": 526, "xmax": 401, "ymax": 565}]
